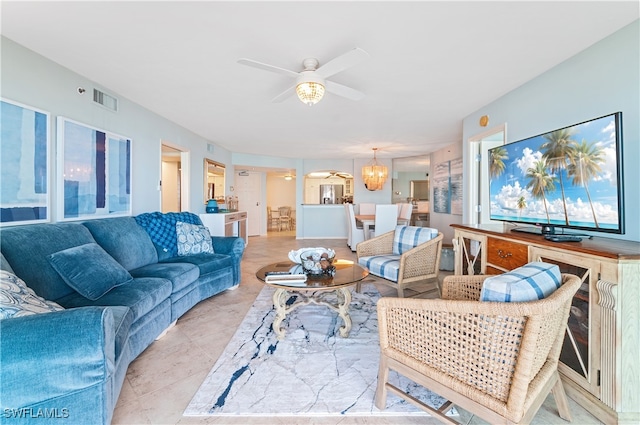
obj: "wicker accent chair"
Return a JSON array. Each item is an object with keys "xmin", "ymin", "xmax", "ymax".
[
  {"xmin": 375, "ymin": 273, "xmax": 582, "ymax": 425},
  {"xmin": 356, "ymin": 226, "xmax": 443, "ymax": 297}
]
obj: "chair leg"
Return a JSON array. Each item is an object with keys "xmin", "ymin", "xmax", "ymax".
[
  {"xmin": 396, "ymin": 286, "xmax": 404, "ymax": 298},
  {"xmin": 374, "ymin": 355, "xmax": 390, "ymax": 410},
  {"xmin": 551, "ymin": 374, "xmax": 572, "ymax": 421}
]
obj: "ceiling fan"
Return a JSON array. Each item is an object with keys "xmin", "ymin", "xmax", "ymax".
[
  {"xmin": 325, "ymin": 171, "xmax": 351, "ymax": 179},
  {"xmin": 237, "ymin": 47, "xmax": 369, "ymax": 105}
]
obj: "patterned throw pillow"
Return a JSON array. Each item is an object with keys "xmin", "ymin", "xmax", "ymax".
[
  {"xmin": 176, "ymin": 221, "xmax": 214, "ymax": 256},
  {"xmin": 480, "ymin": 262, "xmax": 562, "ymax": 302},
  {"xmin": 0, "ymin": 270, "xmax": 64, "ymax": 319}
]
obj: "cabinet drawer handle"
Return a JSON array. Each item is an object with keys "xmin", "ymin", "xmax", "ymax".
[{"xmin": 497, "ymin": 249, "xmax": 512, "ymax": 259}]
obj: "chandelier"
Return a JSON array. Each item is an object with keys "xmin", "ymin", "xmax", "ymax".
[
  {"xmin": 296, "ymin": 81, "xmax": 325, "ymax": 106},
  {"xmin": 362, "ymin": 148, "xmax": 388, "ymax": 191}
]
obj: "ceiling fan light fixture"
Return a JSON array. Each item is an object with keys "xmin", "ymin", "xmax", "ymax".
[
  {"xmin": 362, "ymin": 148, "xmax": 388, "ymax": 191},
  {"xmin": 296, "ymin": 81, "xmax": 325, "ymax": 106}
]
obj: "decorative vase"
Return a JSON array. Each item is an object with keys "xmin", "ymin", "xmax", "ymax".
[{"xmin": 206, "ymin": 200, "xmax": 219, "ymax": 213}]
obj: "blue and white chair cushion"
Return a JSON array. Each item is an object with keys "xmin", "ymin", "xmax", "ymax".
[
  {"xmin": 480, "ymin": 262, "xmax": 562, "ymax": 302},
  {"xmin": 392, "ymin": 226, "xmax": 438, "ymax": 255},
  {"xmin": 358, "ymin": 255, "xmax": 401, "ymax": 282}
]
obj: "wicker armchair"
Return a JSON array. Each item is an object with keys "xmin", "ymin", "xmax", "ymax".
[
  {"xmin": 375, "ymin": 273, "xmax": 582, "ymax": 424},
  {"xmin": 356, "ymin": 227, "xmax": 443, "ymax": 297}
]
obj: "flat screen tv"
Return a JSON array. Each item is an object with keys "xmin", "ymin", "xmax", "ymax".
[{"xmin": 488, "ymin": 112, "xmax": 624, "ymax": 235}]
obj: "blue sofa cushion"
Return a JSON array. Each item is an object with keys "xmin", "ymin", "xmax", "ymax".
[
  {"xmin": 0, "ymin": 252, "xmax": 14, "ymax": 274},
  {"xmin": 82, "ymin": 217, "xmax": 158, "ymax": 271},
  {"xmin": 161, "ymin": 253, "xmax": 233, "ymax": 276},
  {"xmin": 109, "ymin": 306, "xmax": 133, "ymax": 360},
  {"xmin": 57, "ymin": 277, "xmax": 172, "ymax": 322},
  {"xmin": 358, "ymin": 255, "xmax": 401, "ymax": 282},
  {"xmin": 0, "ymin": 270, "xmax": 64, "ymax": 319},
  {"xmin": 47, "ymin": 243, "xmax": 133, "ymax": 301},
  {"xmin": 392, "ymin": 225, "xmax": 438, "ymax": 255},
  {"xmin": 0, "ymin": 223, "xmax": 97, "ymax": 301},
  {"xmin": 480, "ymin": 262, "xmax": 562, "ymax": 302},
  {"xmin": 176, "ymin": 221, "xmax": 214, "ymax": 256},
  {"xmin": 130, "ymin": 262, "xmax": 200, "ymax": 293}
]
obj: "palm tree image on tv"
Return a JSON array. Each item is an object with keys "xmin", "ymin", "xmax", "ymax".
[
  {"xmin": 488, "ymin": 113, "xmax": 622, "ymax": 232},
  {"xmin": 525, "ymin": 159, "xmax": 556, "ymax": 224},
  {"xmin": 540, "ymin": 128, "xmax": 576, "ymax": 225}
]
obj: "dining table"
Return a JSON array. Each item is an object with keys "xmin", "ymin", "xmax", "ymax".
[{"xmin": 354, "ymin": 214, "xmax": 375, "ymax": 240}]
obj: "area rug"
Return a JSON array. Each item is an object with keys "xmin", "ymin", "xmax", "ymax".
[{"xmin": 184, "ymin": 283, "xmax": 454, "ymax": 417}]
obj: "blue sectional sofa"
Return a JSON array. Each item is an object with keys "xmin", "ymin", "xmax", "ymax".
[{"xmin": 0, "ymin": 213, "xmax": 244, "ymax": 424}]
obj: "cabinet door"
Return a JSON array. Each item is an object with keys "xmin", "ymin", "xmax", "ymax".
[
  {"xmin": 486, "ymin": 236, "xmax": 528, "ymax": 273},
  {"xmin": 453, "ymin": 230, "xmax": 486, "ymax": 275},
  {"xmin": 530, "ymin": 247, "xmax": 601, "ymax": 398}
]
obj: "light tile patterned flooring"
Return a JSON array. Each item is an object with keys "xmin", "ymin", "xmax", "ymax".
[{"xmin": 112, "ymin": 231, "xmax": 603, "ymax": 424}]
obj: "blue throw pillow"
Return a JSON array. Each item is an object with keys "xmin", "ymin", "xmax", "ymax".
[
  {"xmin": 176, "ymin": 221, "xmax": 214, "ymax": 256},
  {"xmin": 47, "ymin": 243, "xmax": 133, "ymax": 300},
  {"xmin": 480, "ymin": 262, "xmax": 561, "ymax": 302}
]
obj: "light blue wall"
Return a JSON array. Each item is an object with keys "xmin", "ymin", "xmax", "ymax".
[
  {"xmin": 1, "ymin": 36, "xmax": 234, "ymax": 218},
  {"xmin": 462, "ymin": 20, "xmax": 639, "ymax": 242}
]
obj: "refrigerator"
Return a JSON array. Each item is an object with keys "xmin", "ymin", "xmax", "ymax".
[{"xmin": 319, "ymin": 184, "xmax": 344, "ymax": 204}]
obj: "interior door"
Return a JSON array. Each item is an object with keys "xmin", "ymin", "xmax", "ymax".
[
  {"xmin": 161, "ymin": 143, "xmax": 189, "ymax": 213},
  {"xmin": 234, "ymin": 171, "xmax": 261, "ymax": 236}
]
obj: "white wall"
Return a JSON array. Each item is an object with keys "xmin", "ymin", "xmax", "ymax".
[
  {"xmin": 1, "ymin": 36, "xmax": 233, "ymax": 218},
  {"xmin": 462, "ymin": 21, "xmax": 639, "ymax": 242},
  {"xmin": 266, "ymin": 175, "xmax": 296, "ymax": 210}
]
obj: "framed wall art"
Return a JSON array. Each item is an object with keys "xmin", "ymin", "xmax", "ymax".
[
  {"xmin": 433, "ymin": 157, "xmax": 463, "ymax": 215},
  {"xmin": 1, "ymin": 98, "xmax": 50, "ymax": 226},
  {"xmin": 57, "ymin": 117, "xmax": 132, "ymax": 220}
]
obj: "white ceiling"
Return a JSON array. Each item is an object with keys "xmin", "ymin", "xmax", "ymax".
[{"xmin": 1, "ymin": 1, "xmax": 638, "ymax": 161}]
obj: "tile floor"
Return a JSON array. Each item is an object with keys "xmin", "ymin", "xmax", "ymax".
[{"xmin": 112, "ymin": 232, "xmax": 603, "ymax": 424}]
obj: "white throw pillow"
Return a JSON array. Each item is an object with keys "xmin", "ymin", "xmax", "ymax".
[{"xmin": 0, "ymin": 270, "xmax": 64, "ymax": 319}]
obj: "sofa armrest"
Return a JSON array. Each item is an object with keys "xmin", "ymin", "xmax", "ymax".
[
  {"xmin": 211, "ymin": 236, "xmax": 245, "ymax": 285},
  {"xmin": 0, "ymin": 307, "xmax": 116, "ymax": 412}
]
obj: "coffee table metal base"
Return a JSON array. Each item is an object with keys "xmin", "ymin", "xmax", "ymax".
[{"xmin": 272, "ymin": 287, "xmax": 353, "ymax": 340}]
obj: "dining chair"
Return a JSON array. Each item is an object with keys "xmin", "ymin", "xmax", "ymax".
[
  {"xmin": 344, "ymin": 204, "xmax": 352, "ymax": 247},
  {"xmin": 359, "ymin": 203, "xmax": 376, "ymax": 215},
  {"xmin": 267, "ymin": 207, "xmax": 280, "ymax": 231},
  {"xmin": 369, "ymin": 204, "xmax": 398, "ymax": 239},
  {"xmin": 397, "ymin": 203, "xmax": 413, "ymax": 226},
  {"xmin": 345, "ymin": 203, "xmax": 365, "ymax": 251},
  {"xmin": 278, "ymin": 206, "xmax": 292, "ymax": 231}
]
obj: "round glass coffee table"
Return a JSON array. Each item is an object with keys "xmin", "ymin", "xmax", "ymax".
[{"xmin": 256, "ymin": 259, "xmax": 369, "ymax": 339}]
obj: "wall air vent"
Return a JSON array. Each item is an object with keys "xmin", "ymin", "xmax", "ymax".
[
  {"xmin": 238, "ymin": 171, "xmax": 249, "ymax": 176},
  {"xmin": 93, "ymin": 88, "xmax": 118, "ymax": 111}
]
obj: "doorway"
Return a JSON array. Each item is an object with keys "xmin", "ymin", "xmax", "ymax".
[{"xmin": 161, "ymin": 143, "xmax": 190, "ymax": 213}]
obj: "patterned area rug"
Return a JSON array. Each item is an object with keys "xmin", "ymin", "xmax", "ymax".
[{"xmin": 184, "ymin": 283, "xmax": 455, "ymax": 417}]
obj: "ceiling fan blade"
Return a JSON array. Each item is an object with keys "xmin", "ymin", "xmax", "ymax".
[
  {"xmin": 237, "ymin": 58, "xmax": 299, "ymax": 78},
  {"xmin": 315, "ymin": 47, "xmax": 369, "ymax": 79},
  {"xmin": 271, "ymin": 85, "xmax": 296, "ymax": 103},
  {"xmin": 325, "ymin": 80, "xmax": 366, "ymax": 101}
]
